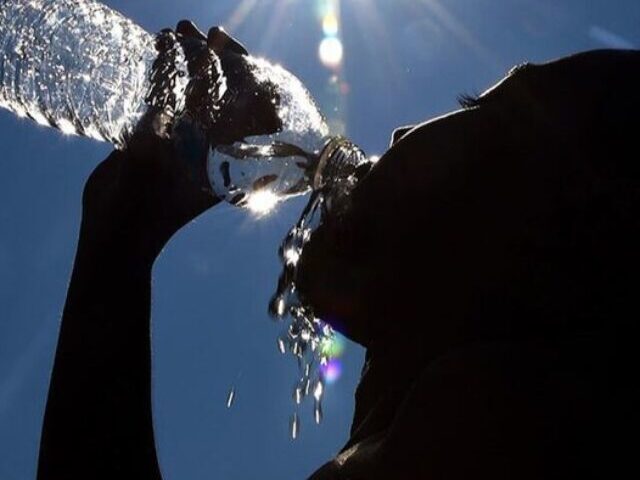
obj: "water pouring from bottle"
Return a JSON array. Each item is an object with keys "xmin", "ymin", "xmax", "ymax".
[{"xmin": 0, "ymin": 0, "xmax": 377, "ymax": 436}]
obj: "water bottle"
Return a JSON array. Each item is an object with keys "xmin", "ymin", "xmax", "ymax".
[
  {"xmin": 0, "ymin": 0, "xmax": 161, "ymax": 145},
  {"xmin": 0, "ymin": 0, "xmax": 370, "ymax": 209}
]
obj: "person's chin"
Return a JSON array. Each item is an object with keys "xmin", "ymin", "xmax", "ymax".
[{"xmin": 296, "ymin": 230, "xmax": 371, "ymax": 343}]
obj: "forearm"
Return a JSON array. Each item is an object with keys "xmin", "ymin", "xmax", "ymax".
[
  {"xmin": 35, "ymin": 116, "xmax": 218, "ymax": 479},
  {"xmin": 37, "ymin": 219, "xmax": 162, "ymax": 480}
]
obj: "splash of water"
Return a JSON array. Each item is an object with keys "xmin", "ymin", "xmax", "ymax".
[{"xmin": 269, "ymin": 138, "xmax": 373, "ymax": 437}]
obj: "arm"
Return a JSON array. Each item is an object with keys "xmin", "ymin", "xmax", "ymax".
[
  {"xmin": 36, "ymin": 20, "xmax": 278, "ymax": 479},
  {"xmin": 37, "ymin": 132, "xmax": 219, "ymax": 480}
]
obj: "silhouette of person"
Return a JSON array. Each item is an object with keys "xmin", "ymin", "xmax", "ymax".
[
  {"xmin": 35, "ymin": 16, "xmax": 640, "ymax": 479},
  {"xmin": 298, "ymin": 49, "xmax": 640, "ymax": 479}
]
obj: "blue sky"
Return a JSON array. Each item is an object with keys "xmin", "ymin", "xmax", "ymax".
[{"xmin": 0, "ymin": 1, "xmax": 638, "ymax": 479}]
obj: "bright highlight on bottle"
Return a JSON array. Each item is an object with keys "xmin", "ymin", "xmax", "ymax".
[
  {"xmin": 57, "ymin": 118, "xmax": 78, "ymax": 136},
  {"xmin": 246, "ymin": 190, "xmax": 279, "ymax": 215}
]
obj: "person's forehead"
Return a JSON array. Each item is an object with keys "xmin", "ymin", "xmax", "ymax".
[{"xmin": 478, "ymin": 49, "xmax": 640, "ymax": 104}]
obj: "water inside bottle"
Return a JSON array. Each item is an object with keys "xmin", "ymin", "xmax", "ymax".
[
  {"xmin": 207, "ymin": 56, "xmax": 330, "ymax": 209},
  {"xmin": 0, "ymin": 0, "xmax": 160, "ymax": 146}
]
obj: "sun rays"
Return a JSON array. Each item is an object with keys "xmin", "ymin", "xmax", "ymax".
[
  {"xmin": 220, "ymin": 0, "xmax": 499, "ymax": 107},
  {"xmin": 223, "ymin": 0, "xmax": 258, "ymax": 33},
  {"xmin": 417, "ymin": 0, "xmax": 499, "ymax": 69}
]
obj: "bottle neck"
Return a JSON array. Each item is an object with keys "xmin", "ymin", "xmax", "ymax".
[{"xmin": 313, "ymin": 136, "xmax": 367, "ymax": 190}]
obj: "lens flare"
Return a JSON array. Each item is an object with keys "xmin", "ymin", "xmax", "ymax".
[
  {"xmin": 319, "ymin": 37, "xmax": 344, "ymax": 69},
  {"xmin": 322, "ymin": 13, "xmax": 339, "ymax": 36},
  {"xmin": 321, "ymin": 359, "xmax": 343, "ymax": 383},
  {"xmin": 320, "ymin": 334, "xmax": 346, "ymax": 358}
]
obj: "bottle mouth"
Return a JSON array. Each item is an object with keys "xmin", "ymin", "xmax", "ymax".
[{"xmin": 312, "ymin": 136, "xmax": 367, "ymax": 190}]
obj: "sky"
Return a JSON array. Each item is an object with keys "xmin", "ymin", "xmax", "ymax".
[{"xmin": 0, "ymin": 0, "xmax": 639, "ymax": 479}]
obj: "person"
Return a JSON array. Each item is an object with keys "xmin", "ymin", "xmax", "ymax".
[
  {"xmin": 297, "ymin": 48, "xmax": 640, "ymax": 479},
  {"xmin": 35, "ymin": 16, "xmax": 640, "ymax": 479}
]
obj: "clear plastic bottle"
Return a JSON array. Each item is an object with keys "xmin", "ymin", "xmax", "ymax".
[
  {"xmin": 0, "ymin": 0, "xmax": 166, "ymax": 146},
  {"xmin": 205, "ymin": 55, "xmax": 365, "ymax": 209},
  {"xmin": 0, "ymin": 0, "xmax": 368, "ymax": 208}
]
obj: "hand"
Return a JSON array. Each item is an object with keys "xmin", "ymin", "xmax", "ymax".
[
  {"xmin": 172, "ymin": 21, "xmax": 282, "ymax": 146},
  {"xmin": 80, "ymin": 21, "xmax": 257, "ymax": 262}
]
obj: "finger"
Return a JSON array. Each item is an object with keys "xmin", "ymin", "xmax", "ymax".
[
  {"xmin": 176, "ymin": 19, "xmax": 207, "ymax": 41},
  {"xmin": 174, "ymin": 21, "xmax": 209, "ymax": 77},
  {"xmin": 207, "ymin": 26, "xmax": 249, "ymax": 56}
]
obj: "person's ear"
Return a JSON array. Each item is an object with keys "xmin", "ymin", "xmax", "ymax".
[{"xmin": 390, "ymin": 125, "xmax": 415, "ymax": 147}]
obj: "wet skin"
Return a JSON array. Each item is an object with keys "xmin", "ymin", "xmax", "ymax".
[{"xmin": 299, "ymin": 50, "xmax": 640, "ymax": 479}]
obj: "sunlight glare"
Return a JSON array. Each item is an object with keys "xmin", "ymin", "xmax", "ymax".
[{"xmin": 246, "ymin": 190, "xmax": 279, "ymax": 216}]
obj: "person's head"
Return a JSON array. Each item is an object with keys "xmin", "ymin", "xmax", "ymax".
[{"xmin": 297, "ymin": 50, "xmax": 640, "ymax": 353}]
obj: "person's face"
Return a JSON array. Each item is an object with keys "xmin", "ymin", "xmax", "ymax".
[{"xmin": 295, "ymin": 50, "xmax": 640, "ymax": 349}]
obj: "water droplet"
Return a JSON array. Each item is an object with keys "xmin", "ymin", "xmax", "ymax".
[
  {"xmin": 290, "ymin": 413, "xmax": 300, "ymax": 440},
  {"xmin": 304, "ymin": 378, "xmax": 311, "ymax": 396},
  {"xmin": 277, "ymin": 338, "xmax": 286, "ymax": 354},
  {"xmin": 314, "ymin": 400, "xmax": 323, "ymax": 424},
  {"xmin": 313, "ymin": 380, "xmax": 324, "ymax": 402},
  {"xmin": 226, "ymin": 387, "xmax": 236, "ymax": 408}
]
